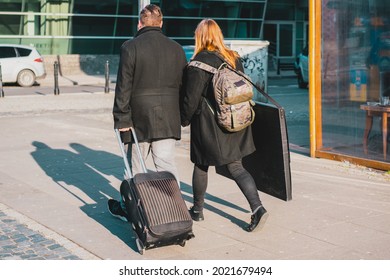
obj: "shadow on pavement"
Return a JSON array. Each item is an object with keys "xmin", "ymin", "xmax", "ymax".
[
  {"xmin": 180, "ymin": 182, "xmax": 250, "ymax": 230},
  {"xmin": 30, "ymin": 141, "xmax": 254, "ymax": 250},
  {"xmin": 30, "ymin": 141, "xmax": 138, "ymax": 252}
]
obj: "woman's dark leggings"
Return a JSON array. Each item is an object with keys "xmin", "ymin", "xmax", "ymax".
[{"xmin": 192, "ymin": 160, "xmax": 262, "ymax": 213}]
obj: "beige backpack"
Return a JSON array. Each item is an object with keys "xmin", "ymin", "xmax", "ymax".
[{"xmin": 188, "ymin": 60, "xmax": 255, "ymax": 132}]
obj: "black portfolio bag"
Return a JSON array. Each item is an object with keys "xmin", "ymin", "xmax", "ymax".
[
  {"xmin": 242, "ymin": 102, "xmax": 292, "ymax": 201},
  {"xmin": 216, "ymin": 79, "xmax": 292, "ymax": 201}
]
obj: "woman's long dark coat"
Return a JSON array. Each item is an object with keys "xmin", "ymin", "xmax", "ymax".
[{"xmin": 180, "ymin": 51, "xmax": 255, "ymax": 166}]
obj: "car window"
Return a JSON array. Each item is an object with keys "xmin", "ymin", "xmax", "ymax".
[
  {"xmin": 0, "ymin": 47, "xmax": 17, "ymax": 59},
  {"xmin": 16, "ymin": 47, "xmax": 32, "ymax": 57}
]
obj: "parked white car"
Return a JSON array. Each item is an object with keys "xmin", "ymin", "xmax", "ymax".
[
  {"xmin": 294, "ymin": 45, "xmax": 309, "ymax": 89},
  {"xmin": 0, "ymin": 44, "xmax": 46, "ymax": 87}
]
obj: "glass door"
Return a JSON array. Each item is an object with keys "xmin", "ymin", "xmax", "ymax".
[{"xmin": 264, "ymin": 21, "xmax": 295, "ymax": 58}]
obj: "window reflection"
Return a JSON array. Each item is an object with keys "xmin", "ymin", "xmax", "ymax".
[{"xmin": 321, "ymin": 0, "xmax": 390, "ymax": 162}]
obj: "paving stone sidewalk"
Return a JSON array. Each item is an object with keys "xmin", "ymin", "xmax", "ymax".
[{"xmin": 0, "ymin": 203, "xmax": 100, "ymax": 260}]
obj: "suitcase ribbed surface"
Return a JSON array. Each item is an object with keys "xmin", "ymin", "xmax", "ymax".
[{"xmin": 135, "ymin": 177, "xmax": 190, "ymax": 227}]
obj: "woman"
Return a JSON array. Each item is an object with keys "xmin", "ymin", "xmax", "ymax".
[{"xmin": 180, "ymin": 19, "xmax": 268, "ymax": 232}]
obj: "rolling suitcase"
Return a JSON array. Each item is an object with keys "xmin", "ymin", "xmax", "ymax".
[{"xmin": 115, "ymin": 128, "xmax": 194, "ymax": 254}]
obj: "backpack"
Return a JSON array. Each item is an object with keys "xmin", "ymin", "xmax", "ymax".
[{"xmin": 188, "ymin": 60, "xmax": 255, "ymax": 132}]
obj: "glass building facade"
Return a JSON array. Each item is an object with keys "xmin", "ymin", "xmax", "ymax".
[
  {"xmin": 0, "ymin": 0, "xmax": 308, "ymax": 60},
  {"xmin": 312, "ymin": 0, "xmax": 390, "ymax": 169}
]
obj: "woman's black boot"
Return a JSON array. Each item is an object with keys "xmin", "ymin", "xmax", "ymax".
[
  {"xmin": 189, "ymin": 206, "xmax": 204, "ymax": 221},
  {"xmin": 246, "ymin": 207, "xmax": 268, "ymax": 232}
]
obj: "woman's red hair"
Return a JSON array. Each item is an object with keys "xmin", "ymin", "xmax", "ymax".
[{"xmin": 193, "ymin": 19, "xmax": 239, "ymax": 69}]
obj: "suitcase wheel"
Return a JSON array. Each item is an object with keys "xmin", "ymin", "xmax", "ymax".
[
  {"xmin": 135, "ymin": 238, "xmax": 145, "ymax": 255},
  {"xmin": 179, "ymin": 240, "xmax": 186, "ymax": 247}
]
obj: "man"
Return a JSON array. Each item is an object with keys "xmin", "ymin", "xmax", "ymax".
[{"xmin": 108, "ymin": 4, "xmax": 187, "ymax": 221}]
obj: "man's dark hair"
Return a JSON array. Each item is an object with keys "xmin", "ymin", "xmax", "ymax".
[{"xmin": 139, "ymin": 4, "xmax": 162, "ymax": 27}]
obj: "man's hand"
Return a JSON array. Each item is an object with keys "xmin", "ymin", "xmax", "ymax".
[{"xmin": 118, "ymin": 127, "xmax": 132, "ymax": 143}]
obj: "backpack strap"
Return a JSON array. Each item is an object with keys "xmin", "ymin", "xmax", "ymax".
[
  {"xmin": 189, "ymin": 55, "xmax": 282, "ymax": 109},
  {"xmin": 187, "ymin": 60, "xmax": 218, "ymax": 114},
  {"xmin": 188, "ymin": 60, "xmax": 218, "ymax": 74}
]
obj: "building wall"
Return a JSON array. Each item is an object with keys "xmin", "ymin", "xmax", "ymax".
[{"xmin": 0, "ymin": 0, "xmax": 308, "ymax": 59}]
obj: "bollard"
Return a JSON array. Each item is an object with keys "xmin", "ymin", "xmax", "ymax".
[
  {"xmin": 54, "ymin": 61, "xmax": 60, "ymax": 95},
  {"xmin": 0, "ymin": 63, "xmax": 4, "ymax": 98},
  {"xmin": 104, "ymin": 60, "xmax": 110, "ymax": 93}
]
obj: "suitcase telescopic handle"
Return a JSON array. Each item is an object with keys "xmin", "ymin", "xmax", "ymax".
[{"xmin": 114, "ymin": 128, "xmax": 148, "ymax": 179}]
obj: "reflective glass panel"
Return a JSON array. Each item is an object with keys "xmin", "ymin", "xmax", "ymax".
[{"xmin": 321, "ymin": 0, "xmax": 390, "ymax": 163}]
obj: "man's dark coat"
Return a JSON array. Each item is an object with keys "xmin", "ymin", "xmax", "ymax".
[{"xmin": 113, "ymin": 26, "xmax": 187, "ymax": 142}]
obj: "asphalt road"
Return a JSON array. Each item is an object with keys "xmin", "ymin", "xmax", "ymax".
[{"xmin": 267, "ymin": 77, "xmax": 310, "ymax": 152}]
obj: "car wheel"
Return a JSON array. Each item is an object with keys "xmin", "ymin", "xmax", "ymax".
[
  {"xmin": 17, "ymin": 69, "xmax": 36, "ymax": 87},
  {"xmin": 297, "ymin": 71, "xmax": 308, "ymax": 89}
]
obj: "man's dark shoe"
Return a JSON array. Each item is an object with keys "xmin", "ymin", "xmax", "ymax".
[
  {"xmin": 108, "ymin": 199, "xmax": 128, "ymax": 222},
  {"xmin": 189, "ymin": 207, "xmax": 204, "ymax": 222},
  {"xmin": 246, "ymin": 206, "xmax": 268, "ymax": 232}
]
